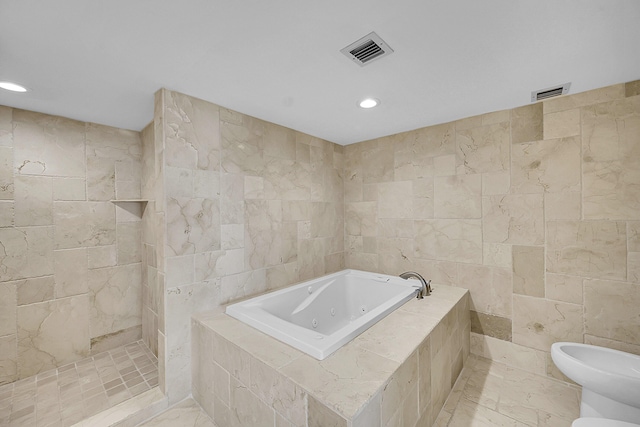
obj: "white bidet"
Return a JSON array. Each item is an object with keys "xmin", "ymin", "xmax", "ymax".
[{"xmin": 551, "ymin": 342, "xmax": 640, "ymax": 424}]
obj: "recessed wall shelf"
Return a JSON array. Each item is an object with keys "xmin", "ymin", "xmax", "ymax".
[{"xmin": 110, "ymin": 199, "xmax": 150, "ymax": 203}]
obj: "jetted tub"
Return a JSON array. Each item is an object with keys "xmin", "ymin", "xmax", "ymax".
[{"xmin": 225, "ymin": 269, "xmax": 422, "ymax": 359}]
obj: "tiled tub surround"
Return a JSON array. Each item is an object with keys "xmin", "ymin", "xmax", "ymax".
[
  {"xmin": 152, "ymin": 89, "xmax": 346, "ymax": 403},
  {"xmin": 0, "ymin": 106, "xmax": 146, "ymax": 384},
  {"xmin": 193, "ymin": 285, "xmax": 469, "ymax": 427}
]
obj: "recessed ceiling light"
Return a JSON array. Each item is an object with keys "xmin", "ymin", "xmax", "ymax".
[
  {"xmin": 0, "ymin": 81, "xmax": 28, "ymax": 92},
  {"xmin": 359, "ymin": 98, "xmax": 379, "ymax": 109}
]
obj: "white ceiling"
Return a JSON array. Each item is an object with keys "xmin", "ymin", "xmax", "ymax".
[{"xmin": 1, "ymin": 0, "xmax": 639, "ymax": 145}]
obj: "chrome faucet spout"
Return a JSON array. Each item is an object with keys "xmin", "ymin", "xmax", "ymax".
[{"xmin": 399, "ymin": 271, "xmax": 431, "ymax": 299}]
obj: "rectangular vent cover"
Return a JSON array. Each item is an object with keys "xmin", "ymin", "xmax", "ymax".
[
  {"xmin": 341, "ymin": 32, "xmax": 394, "ymax": 66},
  {"xmin": 531, "ymin": 83, "xmax": 571, "ymax": 102}
]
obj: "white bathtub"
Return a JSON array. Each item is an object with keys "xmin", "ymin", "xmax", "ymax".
[{"xmin": 225, "ymin": 269, "xmax": 421, "ymax": 360}]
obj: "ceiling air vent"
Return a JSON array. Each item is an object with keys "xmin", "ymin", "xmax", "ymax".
[
  {"xmin": 531, "ymin": 83, "xmax": 571, "ymax": 102},
  {"xmin": 341, "ymin": 32, "xmax": 394, "ymax": 67}
]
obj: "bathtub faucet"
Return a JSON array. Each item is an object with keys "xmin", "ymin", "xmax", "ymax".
[{"xmin": 399, "ymin": 271, "xmax": 432, "ymax": 299}]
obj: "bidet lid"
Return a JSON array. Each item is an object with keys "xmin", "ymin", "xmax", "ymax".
[{"xmin": 572, "ymin": 418, "xmax": 640, "ymax": 427}]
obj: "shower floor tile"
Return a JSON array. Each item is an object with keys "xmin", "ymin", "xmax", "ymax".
[{"xmin": 0, "ymin": 340, "xmax": 157, "ymax": 427}]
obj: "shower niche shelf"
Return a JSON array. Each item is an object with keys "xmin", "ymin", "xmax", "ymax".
[{"xmin": 110, "ymin": 199, "xmax": 151, "ymax": 218}]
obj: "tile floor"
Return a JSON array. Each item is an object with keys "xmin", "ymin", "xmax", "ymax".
[
  {"xmin": 0, "ymin": 340, "xmax": 158, "ymax": 427},
  {"xmin": 137, "ymin": 398, "xmax": 215, "ymax": 427},
  {"xmin": 136, "ymin": 354, "xmax": 582, "ymax": 427},
  {"xmin": 434, "ymin": 354, "xmax": 581, "ymax": 427}
]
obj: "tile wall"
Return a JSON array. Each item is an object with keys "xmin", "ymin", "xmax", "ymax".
[
  {"xmin": 153, "ymin": 90, "xmax": 345, "ymax": 403},
  {"xmin": 344, "ymin": 80, "xmax": 640, "ymax": 382},
  {"xmin": 0, "ymin": 107, "xmax": 144, "ymax": 384}
]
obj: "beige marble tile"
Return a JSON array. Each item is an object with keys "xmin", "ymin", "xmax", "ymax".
[
  {"xmin": 483, "ymin": 243, "xmax": 512, "ymax": 268},
  {"xmin": 280, "ymin": 347, "xmax": 397, "ymax": 420},
  {"xmin": 405, "ymin": 121, "xmax": 456, "ymax": 158},
  {"xmin": 544, "ymin": 191, "xmax": 581, "ymax": 220},
  {"xmin": 353, "ymin": 310, "xmax": 436, "ymax": 363},
  {"xmin": 163, "ymin": 91, "xmax": 220, "ymax": 171},
  {"xmin": 584, "ymin": 334, "xmax": 640, "ymax": 356},
  {"xmin": 86, "ymin": 156, "xmax": 115, "ymax": 201},
  {"xmin": 448, "ymin": 399, "xmax": 527, "ymax": 427},
  {"xmin": 0, "ymin": 226, "xmax": 53, "ymax": 281},
  {"xmin": 483, "ymin": 194, "xmax": 544, "ymax": 245},
  {"xmin": 511, "ymin": 136, "xmax": 581, "ymax": 194},
  {"xmin": 0, "ymin": 146, "xmax": 14, "ymax": 200},
  {"xmin": 88, "ymin": 264, "xmax": 142, "ymax": 339},
  {"xmin": 0, "ymin": 200, "xmax": 13, "ymax": 226},
  {"xmin": 0, "ymin": 281, "xmax": 16, "ymax": 335},
  {"xmin": 0, "ymin": 334, "xmax": 17, "ymax": 385},
  {"xmin": 362, "ymin": 145, "xmax": 394, "ymax": 184},
  {"xmin": 17, "ymin": 295, "xmax": 90, "ymax": 378},
  {"xmin": 415, "ymin": 219, "xmax": 482, "ymax": 264},
  {"xmin": 218, "ymin": 270, "xmax": 270, "ymax": 307},
  {"xmin": 88, "ymin": 245, "xmax": 117, "ymax": 269},
  {"xmin": 166, "ymin": 197, "xmax": 220, "ymax": 256},
  {"xmin": 85, "ymin": 122, "xmax": 141, "ymax": 162},
  {"xmin": 345, "ymin": 202, "xmax": 377, "ymax": 237},
  {"xmin": 544, "ymin": 83, "xmax": 624, "ymax": 113},
  {"xmin": 511, "ymin": 103, "xmax": 543, "ymax": 144},
  {"xmin": 137, "ymin": 398, "xmax": 214, "ymax": 427},
  {"xmin": 459, "ymin": 264, "xmax": 512, "ymax": 318},
  {"xmin": 498, "ymin": 365, "xmax": 580, "ymax": 424},
  {"xmin": 629, "ymin": 222, "xmax": 640, "ymax": 252},
  {"xmin": 377, "ymin": 181, "xmax": 413, "ymax": 219},
  {"xmin": 220, "ymin": 121, "xmax": 264, "ymax": 176},
  {"xmin": 512, "ymin": 295, "xmax": 583, "ymax": 352},
  {"xmin": 470, "ymin": 311, "xmax": 512, "ymax": 341},
  {"xmin": 584, "ymin": 279, "xmax": 640, "ymax": 344},
  {"xmin": 512, "ymin": 246, "xmax": 544, "ymax": 297},
  {"xmin": 249, "ymin": 358, "xmax": 305, "ymax": 426},
  {"xmin": 434, "ymin": 174, "xmax": 481, "ymax": 219},
  {"xmin": 352, "ymin": 392, "xmax": 381, "ymax": 427},
  {"xmin": 13, "ymin": 110, "xmax": 86, "ymax": 177},
  {"xmin": 480, "ymin": 336, "xmax": 546, "ymax": 376},
  {"xmin": 0, "ymin": 105, "xmax": 11, "ymax": 146},
  {"xmin": 456, "ymin": 122, "xmax": 510, "ymax": 174},
  {"xmin": 546, "ymin": 220, "xmax": 627, "ymax": 279},
  {"xmin": 117, "ymin": 222, "xmax": 142, "ymax": 264},
  {"xmin": 54, "ymin": 248, "xmax": 88, "ymax": 298},
  {"xmin": 264, "ymin": 123, "xmax": 296, "ymax": 161},
  {"xmin": 14, "ymin": 175, "xmax": 53, "ymax": 226},
  {"xmin": 53, "ymin": 177, "xmax": 86, "ymax": 201},
  {"xmin": 582, "ymin": 96, "xmax": 640, "ymax": 220},
  {"xmin": 195, "ymin": 249, "xmax": 244, "ymax": 281},
  {"xmin": 434, "ymin": 154, "xmax": 456, "ymax": 176},
  {"xmin": 53, "ymin": 201, "xmax": 116, "ymax": 249},
  {"xmin": 629, "ymin": 252, "xmax": 640, "ymax": 282},
  {"xmin": 381, "ymin": 352, "xmax": 418, "ymax": 425},
  {"xmin": 626, "ymin": 80, "xmax": 640, "ymax": 97},
  {"xmin": 460, "ymin": 360, "xmax": 504, "ymax": 411},
  {"xmin": 76, "ymin": 387, "xmax": 167, "ymax": 427},
  {"xmin": 229, "ymin": 377, "xmax": 274, "ymax": 427},
  {"xmin": 263, "ymin": 157, "xmax": 311, "ymax": 201},
  {"xmin": 15, "ymin": 275, "xmax": 55, "ymax": 305},
  {"xmin": 91, "ymin": 324, "xmax": 141, "ymax": 354},
  {"xmin": 308, "ymin": 394, "xmax": 347, "ymax": 427},
  {"xmin": 165, "ymin": 167, "xmax": 193, "ymax": 198},
  {"xmin": 482, "ymin": 171, "xmax": 510, "ymax": 195},
  {"xmin": 544, "ymin": 108, "xmax": 580, "ymax": 140},
  {"xmin": 545, "ymin": 273, "xmax": 582, "ymax": 304}
]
